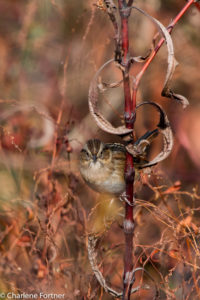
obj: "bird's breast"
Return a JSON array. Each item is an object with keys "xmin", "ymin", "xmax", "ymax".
[{"xmin": 80, "ymin": 160, "xmax": 125, "ymax": 195}]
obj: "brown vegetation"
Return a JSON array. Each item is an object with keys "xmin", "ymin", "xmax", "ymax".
[{"xmin": 0, "ymin": 0, "xmax": 200, "ymax": 299}]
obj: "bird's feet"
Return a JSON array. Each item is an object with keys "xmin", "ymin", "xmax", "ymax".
[{"xmin": 119, "ymin": 191, "xmax": 134, "ymax": 206}]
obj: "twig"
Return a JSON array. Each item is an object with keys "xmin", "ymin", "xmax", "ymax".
[
  {"xmin": 117, "ymin": 1, "xmax": 136, "ymax": 299},
  {"xmin": 133, "ymin": 0, "xmax": 197, "ymax": 95}
]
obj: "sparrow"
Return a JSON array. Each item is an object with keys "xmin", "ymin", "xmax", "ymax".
[{"xmin": 79, "ymin": 139, "xmax": 142, "ymax": 195}]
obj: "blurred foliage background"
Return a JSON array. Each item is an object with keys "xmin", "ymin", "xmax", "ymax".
[{"xmin": 0, "ymin": 0, "xmax": 199, "ymax": 299}]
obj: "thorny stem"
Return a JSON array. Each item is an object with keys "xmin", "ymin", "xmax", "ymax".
[
  {"xmin": 133, "ymin": 0, "xmax": 197, "ymax": 96},
  {"xmin": 118, "ymin": 0, "xmax": 135, "ymax": 299}
]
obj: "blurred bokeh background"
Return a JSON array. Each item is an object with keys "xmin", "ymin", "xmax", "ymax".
[{"xmin": 0, "ymin": 0, "xmax": 199, "ymax": 299}]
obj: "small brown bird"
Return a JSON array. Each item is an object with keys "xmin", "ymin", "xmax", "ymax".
[{"xmin": 79, "ymin": 139, "xmax": 129, "ymax": 195}]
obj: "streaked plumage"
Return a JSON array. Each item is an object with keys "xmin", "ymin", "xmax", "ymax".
[{"xmin": 79, "ymin": 139, "xmax": 126, "ymax": 195}]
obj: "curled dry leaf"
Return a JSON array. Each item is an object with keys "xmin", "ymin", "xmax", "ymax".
[
  {"xmin": 88, "ymin": 59, "xmax": 132, "ymax": 136},
  {"xmin": 126, "ymin": 102, "xmax": 173, "ymax": 168},
  {"xmin": 98, "ymin": 74, "xmax": 137, "ymax": 92},
  {"xmin": 161, "ymin": 55, "xmax": 189, "ymax": 109},
  {"xmin": 132, "ymin": 6, "xmax": 189, "ymax": 108},
  {"xmin": 98, "ymin": 79, "xmax": 123, "ymax": 92},
  {"xmin": 87, "ymin": 235, "xmax": 148, "ymax": 297},
  {"xmin": 130, "ymin": 48, "xmax": 152, "ymax": 63}
]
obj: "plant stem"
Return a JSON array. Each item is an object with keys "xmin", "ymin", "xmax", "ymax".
[
  {"xmin": 115, "ymin": 0, "xmax": 197, "ymax": 298},
  {"xmin": 118, "ymin": 1, "xmax": 135, "ymax": 299},
  {"xmin": 133, "ymin": 0, "xmax": 196, "ymax": 96}
]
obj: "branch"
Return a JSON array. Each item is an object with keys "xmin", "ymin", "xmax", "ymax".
[
  {"xmin": 117, "ymin": 1, "xmax": 136, "ymax": 299},
  {"xmin": 132, "ymin": 0, "xmax": 196, "ymax": 102}
]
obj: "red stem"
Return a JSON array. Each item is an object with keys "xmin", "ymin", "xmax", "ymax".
[
  {"xmin": 116, "ymin": 0, "xmax": 197, "ymax": 298},
  {"xmin": 133, "ymin": 0, "xmax": 196, "ymax": 93},
  {"xmin": 118, "ymin": 1, "xmax": 135, "ymax": 299}
]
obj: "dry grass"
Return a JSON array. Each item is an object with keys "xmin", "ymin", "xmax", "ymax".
[{"xmin": 0, "ymin": 0, "xmax": 200, "ymax": 299}]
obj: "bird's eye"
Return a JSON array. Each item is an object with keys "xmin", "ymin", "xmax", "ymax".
[
  {"xmin": 81, "ymin": 150, "xmax": 90, "ymax": 160},
  {"xmin": 85, "ymin": 151, "xmax": 90, "ymax": 159},
  {"xmin": 99, "ymin": 151, "xmax": 104, "ymax": 158}
]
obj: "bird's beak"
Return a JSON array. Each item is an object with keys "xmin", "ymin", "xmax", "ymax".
[{"xmin": 92, "ymin": 155, "xmax": 97, "ymax": 162}]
